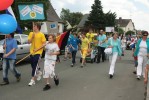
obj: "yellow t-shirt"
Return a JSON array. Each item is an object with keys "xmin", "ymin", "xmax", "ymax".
[
  {"xmin": 81, "ymin": 37, "xmax": 90, "ymax": 50},
  {"xmin": 28, "ymin": 32, "xmax": 46, "ymax": 55},
  {"xmin": 86, "ymin": 33, "xmax": 94, "ymax": 42}
]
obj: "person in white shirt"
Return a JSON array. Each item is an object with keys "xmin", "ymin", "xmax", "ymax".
[
  {"xmin": 121, "ymin": 36, "xmax": 126, "ymax": 56},
  {"xmin": 134, "ymin": 31, "xmax": 149, "ymax": 80},
  {"xmin": 43, "ymin": 34, "xmax": 60, "ymax": 91}
]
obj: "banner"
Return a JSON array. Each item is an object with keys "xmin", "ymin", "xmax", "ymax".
[{"xmin": 105, "ymin": 27, "xmax": 114, "ymax": 32}]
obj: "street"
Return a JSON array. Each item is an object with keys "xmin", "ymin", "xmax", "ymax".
[{"xmin": 0, "ymin": 50, "xmax": 145, "ymax": 100}]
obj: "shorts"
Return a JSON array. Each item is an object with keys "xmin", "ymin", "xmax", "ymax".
[
  {"xmin": 43, "ymin": 59, "xmax": 56, "ymax": 78},
  {"xmin": 81, "ymin": 49, "xmax": 88, "ymax": 59}
]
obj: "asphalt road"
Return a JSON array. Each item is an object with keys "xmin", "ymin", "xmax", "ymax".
[{"xmin": 0, "ymin": 50, "xmax": 145, "ymax": 100}]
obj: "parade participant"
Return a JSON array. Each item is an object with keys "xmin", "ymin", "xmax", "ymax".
[
  {"xmin": 86, "ymin": 29, "xmax": 94, "ymax": 43},
  {"xmin": 97, "ymin": 30, "xmax": 107, "ymax": 63},
  {"xmin": 43, "ymin": 34, "xmax": 60, "ymax": 91},
  {"xmin": 107, "ymin": 32, "xmax": 122, "ymax": 79},
  {"xmin": 28, "ymin": 22, "xmax": 46, "ymax": 86},
  {"xmin": 80, "ymin": 33, "xmax": 90, "ymax": 68},
  {"xmin": 134, "ymin": 31, "xmax": 149, "ymax": 80},
  {"xmin": 0, "ymin": 33, "xmax": 21, "ymax": 85},
  {"xmin": 121, "ymin": 35, "xmax": 126, "ymax": 56},
  {"xmin": 56, "ymin": 33, "xmax": 61, "ymax": 63},
  {"xmin": 69, "ymin": 33, "xmax": 80, "ymax": 67}
]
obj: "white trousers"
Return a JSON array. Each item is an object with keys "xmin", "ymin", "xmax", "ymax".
[
  {"xmin": 109, "ymin": 52, "xmax": 118, "ymax": 75},
  {"xmin": 137, "ymin": 55, "xmax": 148, "ymax": 77}
]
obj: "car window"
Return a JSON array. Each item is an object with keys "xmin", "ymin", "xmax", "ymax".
[
  {"xmin": 14, "ymin": 36, "xmax": 21, "ymax": 44},
  {"xmin": 21, "ymin": 35, "xmax": 28, "ymax": 44}
]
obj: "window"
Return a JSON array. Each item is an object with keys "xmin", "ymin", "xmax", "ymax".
[
  {"xmin": 14, "ymin": 36, "xmax": 21, "ymax": 44},
  {"xmin": 21, "ymin": 35, "xmax": 28, "ymax": 44}
]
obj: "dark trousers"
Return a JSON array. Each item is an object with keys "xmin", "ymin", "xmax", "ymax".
[
  {"xmin": 97, "ymin": 46, "xmax": 105, "ymax": 62},
  {"xmin": 72, "ymin": 50, "xmax": 77, "ymax": 64},
  {"xmin": 30, "ymin": 54, "xmax": 40, "ymax": 77}
]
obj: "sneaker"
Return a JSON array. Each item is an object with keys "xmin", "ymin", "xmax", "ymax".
[
  {"xmin": 80, "ymin": 64, "xmax": 84, "ymax": 68},
  {"xmin": 71, "ymin": 64, "xmax": 74, "ymax": 67},
  {"xmin": 37, "ymin": 71, "xmax": 42, "ymax": 81},
  {"xmin": 16, "ymin": 75, "xmax": 21, "ymax": 82},
  {"xmin": 28, "ymin": 79, "xmax": 35, "ymax": 86},
  {"xmin": 54, "ymin": 75, "xmax": 59, "ymax": 86},
  {"xmin": 43, "ymin": 84, "xmax": 51, "ymax": 91},
  {"xmin": 133, "ymin": 71, "xmax": 136, "ymax": 74},
  {"xmin": 137, "ymin": 75, "xmax": 141, "ymax": 80},
  {"xmin": 0, "ymin": 81, "xmax": 9, "ymax": 86}
]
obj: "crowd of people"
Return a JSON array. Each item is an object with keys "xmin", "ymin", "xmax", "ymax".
[{"xmin": 1, "ymin": 22, "xmax": 149, "ymax": 91}]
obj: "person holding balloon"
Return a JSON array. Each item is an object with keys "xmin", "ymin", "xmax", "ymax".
[
  {"xmin": 28, "ymin": 22, "xmax": 46, "ymax": 86},
  {"xmin": 0, "ymin": 33, "xmax": 21, "ymax": 86}
]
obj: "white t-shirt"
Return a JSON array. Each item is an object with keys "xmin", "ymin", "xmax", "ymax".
[
  {"xmin": 121, "ymin": 39, "xmax": 126, "ymax": 48},
  {"xmin": 45, "ymin": 43, "xmax": 60, "ymax": 61},
  {"xmin": 138, "ymin": 40, "xmax": 147, "ymax": 56}
]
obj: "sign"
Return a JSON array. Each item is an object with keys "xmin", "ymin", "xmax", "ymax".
[
  {"xmin": 105, "ymin": 27, "xmax": 115, "ymax": 32},
  {"xmin": 17, "ymin": 2, "xmax": 46, "ymax": 21},
  {"xmin": 47, "ymin": 22, "xmax": 59, "ymax": 33}
]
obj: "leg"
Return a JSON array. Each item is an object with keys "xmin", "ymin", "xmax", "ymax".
[
  {"xmin": 72, "ymin": 51, "xmax": 77, "ymax": 64},
  {"xmin": 137, "ymin": 56, "xmax": 143, "ymax": 76},
  {"xmin": 142, "ymin": 56, "xmax": 148, "ymax": 78},
  {"xmin": 9, "ymin": 59, "xmax": 21, "ymax": 81},
  {"xmin": 109, "ymin": 52, "xmax": 118, "ymax": 75},
  {"xmin": 97, "ymin": 46, "xmax": 101, "ymax": 63},
  {"xmin": 101, "ymin": 47, "xmax": 106, "ymax": 62},
  {"xmin": 81, "ymin": 49, "xmax": 87, "ymax": 67},
  {"xmin": 2, "ymin": 59, "xmax": 9, "ymax": 83}
]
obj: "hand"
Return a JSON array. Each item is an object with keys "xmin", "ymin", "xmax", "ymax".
[
  {"xmin": 108, "ymin": 46, "xmax": 113, "ymax": 48},
  {"xmin": 49, "ymin": 52, "xmax": 54, "ymax": 56},
  {"xmin": 144, "ymin": 78, "xmax": 148, "ymax": 84},
  {"xmin": 3, "ymin": 54, "xmax": 9, "ymax": 58},
  {"xmin": 3, "ymin": 44, "xmax": 6, "ymax": 49}
]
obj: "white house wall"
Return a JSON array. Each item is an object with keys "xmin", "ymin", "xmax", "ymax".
[
  {"xmin": 58, "ymin": 23, "xmax": 64, "ymax": 33},
  {"xmin": 125, "ymin": 21, "xmax": 135, "ymax": 32}
]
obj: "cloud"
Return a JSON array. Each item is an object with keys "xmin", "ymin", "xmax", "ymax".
[{"xmin": 51, "ymin": 0, "xmax": 149, "ymax": 31}]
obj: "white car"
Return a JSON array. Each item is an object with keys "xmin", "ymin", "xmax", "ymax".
[{"xmin": 0, "ymin": 34, "xmax": 30, "ymax": 69}]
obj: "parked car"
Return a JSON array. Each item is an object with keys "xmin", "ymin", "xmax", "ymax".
[{"xmin": 0, "ymin": 34, "xmax": 30, "ymax": 70}]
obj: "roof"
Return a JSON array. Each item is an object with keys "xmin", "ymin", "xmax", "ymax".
[
  {"xmin": 115, "ymin": 19, "xmax": 131, "ymax": 27},
  {"xmin": 46, "ymin": 2, "xmax": 63, "ymax": 23},
  {"xmin": 77, "ymin": 14, "xmax": 89, "ymax": 28}
]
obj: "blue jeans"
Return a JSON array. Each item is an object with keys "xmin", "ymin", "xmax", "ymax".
[{"xmin": 2, "ymin": 59, "xmax": 21, "ymax": 82}]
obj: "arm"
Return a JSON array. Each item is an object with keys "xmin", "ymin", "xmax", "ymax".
[
  {"xmin": 4, "ymin": 48, "xmax": 16, "ymax": 58},
  {"xmin": 28, "ymin": 32, "xmax": 35, "ymax": 44}
]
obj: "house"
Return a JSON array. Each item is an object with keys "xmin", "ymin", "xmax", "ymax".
[
  {"xmin": 116, "ymin": 17, "xmax": 136, "ymax": 33},
  {"xmin": 40, "ymin": 1, "xmax": 64, "ymax": 34},
  {"xmin": 77, "ymin": 14, "xmax": 136, "ymax": 33}
]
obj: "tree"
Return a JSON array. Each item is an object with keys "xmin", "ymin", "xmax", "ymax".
[
  {"xmin": 104, "ymin": 11, "xmax": 116, "ymax": 27},
  {"xmin": 85, "ymin": 0, "xmax": 104, "ymax": 30},
  {"xmin": 60, "ymin": 8, "xmax": 83, "ymax": 27},
  {"xmin": 125, "ymin": 30, "xmax": 135, "ymax": 36}
]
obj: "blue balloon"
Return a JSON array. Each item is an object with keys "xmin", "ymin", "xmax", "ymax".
[{"xmin": 0, "ymin": 14, "xmax": 17, "ymax": 34}]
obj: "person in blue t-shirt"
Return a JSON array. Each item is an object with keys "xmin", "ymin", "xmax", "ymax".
[
  {"xmin": 0, "ymin": 33, "xmax": 21, "ymax": 86},
  {"xmin": 69, "ymin": 33, "xmax": 80, "ymax": 67}
]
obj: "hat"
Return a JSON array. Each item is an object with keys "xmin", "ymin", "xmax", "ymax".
[{"xmin": 142, "ymin": 31, "xmax": 148, "ymax": 36}]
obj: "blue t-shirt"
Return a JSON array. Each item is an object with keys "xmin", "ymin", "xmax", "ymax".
[
  {"xmin": 112, "ymin": 39, "xmax": 119, "ymax": 53},
  {"xmin": 5, "ymin": 38, "xmax": 18, "ymax": 59},
  {"xmin": 67, "ymin": 34, "xmax": 74, "ymax": 46},
  {"xmin": 98, "ymin": 34, "xmax": 107, "ymax": 47},
  {"xmin": 70, "ymin": 37, "xmax": 80, "ymax": 51}
]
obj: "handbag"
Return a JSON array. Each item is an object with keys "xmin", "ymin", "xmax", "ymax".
[{"xmin": 104, "ymin": 38, "xmax": 113, "ymax": 55}]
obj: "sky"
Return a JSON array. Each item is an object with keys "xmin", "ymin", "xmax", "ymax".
[{"xmin": 51, "ymin": 0, "xmax": 149, "ymax": 31}]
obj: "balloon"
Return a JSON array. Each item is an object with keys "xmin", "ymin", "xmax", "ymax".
[
  {"xmin": 0, "ymin": 14, "xmax": 17, "ymax": 34},
  {"xmin": 0, "ymin": 0, "xmax": 14, "ymax": 11}
]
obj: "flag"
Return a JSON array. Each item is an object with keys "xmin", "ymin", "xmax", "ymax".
[
  {"xmin": 56, "ymin": 31, "xmax": 70, "ymax": 50},
  {"xmin": 6, "ymin": 6, "xmax": 22, "ymax": 34}
]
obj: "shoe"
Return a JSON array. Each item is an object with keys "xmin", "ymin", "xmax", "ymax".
[
  {"xmin": 0, "ymin": 81, "xmax": 9, "ymax": 86},
  {"xmin": 80, "ymin": 64, "xmax": 84, "ymax": 68},
  {"xmin": 43, "ymin": 84, "xmax": 51, "ymax": 91},
  {"xmin": 137, "ymin": 75, "xmax": 141, "ymax": 80},
  {"xmin": 37, "ymin": 71, "xmax": 42, "ymax": 81},
  {"xmin": 28, "ymin": 79, "xmax": 35, "ymax": 86},
  {"xmin": 54, "ymin": 75, "xmax": 59, "ymax": 86},
  {"xmin": 109, "ymin": 74, "xmax": 113, "ymax": 79},
  {"xmin": 71, "ymin": 64, "xmax": 74, "ymax": 67},
  {"xmin": 133, "ymin": 71, "xmax": 136, "ymax": 74},
  {"xmin": 16, "ymin": 74, "xmax": 21, "ymax": 82}
]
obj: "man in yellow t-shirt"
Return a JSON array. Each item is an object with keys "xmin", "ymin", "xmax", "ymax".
[
  {"xmin": 86, "ymin": 29, "xmax": 94, "ymax": 43},
  {"xmin": 28, "ymin": 22, "xmax": 46, "ymax": 86},
  {"xmin": 81, "ymin": 33, "xmax": 90, "ymax": 68}
]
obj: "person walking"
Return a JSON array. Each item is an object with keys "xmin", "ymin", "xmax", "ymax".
[
  {"xmin": 134, "ymin": 31, "xmax": 149, "ymax": 80},
  {"xmin": 80, "ymin": 33, "xmax": 90, "ymax": 68},
  {"xmin": 107, "ymin": 32, "xmax": 122, "ymax": 79},
  {"xmin": 42, "ymin": 34, "xmax": 60, "ymax": 91},
  {"xmin": 28, "ymin": 22, "xmax": 46, "ymax": 86},
  {"xmin": 121, "ymin": 35, "xmax": 126, "ymax": 56},
  {"xmin": 0, "ymin": 33, "xmax": 21, "ymax": 85},
  {"xmin": 97, "ymin": 30, "xmax": 107, "ymax": 63},
  {"xmin": 69, "ymin": 33, "xmax": 80, "ymax": 67}
]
